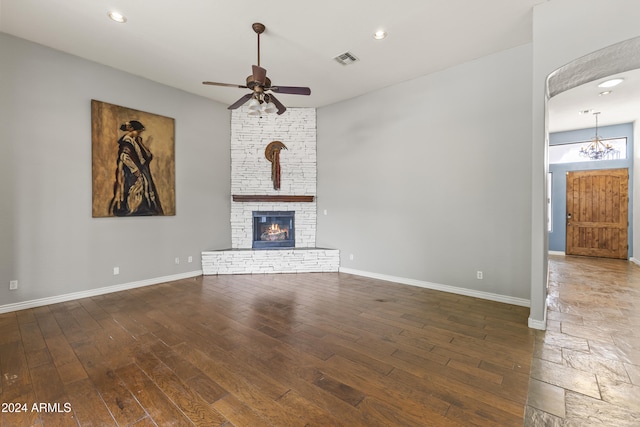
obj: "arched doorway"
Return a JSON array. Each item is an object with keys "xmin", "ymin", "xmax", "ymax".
[{"xmin": 531, "ymin": 35, "xmax": 640, "ymax": 329}]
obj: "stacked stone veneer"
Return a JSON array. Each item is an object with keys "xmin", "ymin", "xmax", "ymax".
[
  {"xmin": 201, "ymin": 248, "xmax": 340, "ymax": 274},
  {"xmin": 230, "ymin": 107, "xmax": 317, "ymax": 248},
  {"xmin": 202, "ymin": 106, "xmax": 339, "ymax": 275}
]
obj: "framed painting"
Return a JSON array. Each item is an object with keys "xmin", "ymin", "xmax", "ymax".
[{"xmin": 91, "ymin": 100, "xmax": 176, "ymax": 217}]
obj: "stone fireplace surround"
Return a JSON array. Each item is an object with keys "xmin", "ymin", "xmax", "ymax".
[{"xmin": 202, "ymin": 107, "xmax": 339, "ymax": 274}]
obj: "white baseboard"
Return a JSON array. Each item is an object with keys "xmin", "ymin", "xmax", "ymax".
[
  {"xmin": 528, "ymin": 286, "xmax": 549, "ymax": 331},
  {"xmin": 338, "ymin": 267, "xmax": 530, "ymax": 307},
  {"xmin": 551, "ymin": 252, "xmax": 637, "ymax": 262},
  {"xmin": 548, "ymin": 251, "xmax": 565, "ymax": 256},
  {"xmin": 528, "ymin": 315, "xmax": 547, "ymax": 330},
  {"xmin": 528, "ymin": 265, "xmax": 550, "ymax": 330},
  {"xmin": 0, "ymin": 271, "xmax": 203, "ymax": 314}
]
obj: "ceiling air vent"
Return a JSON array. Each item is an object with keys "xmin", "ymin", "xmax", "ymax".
[{"xmin": 334, "ymin": 51, "xmax": 359, "ymax": 66}]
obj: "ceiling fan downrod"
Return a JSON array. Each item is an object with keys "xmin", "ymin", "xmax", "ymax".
[{"xmin": 252, "ymin": 23, "xmax": 265, "ymax": 67}]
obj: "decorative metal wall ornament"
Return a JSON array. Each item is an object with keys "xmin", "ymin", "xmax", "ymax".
[
  {"xmin": 265, "ymin": 141, "xmax": 287, "ymax": 190},
  {"xmin": 579, "ymin": 112, "xmax": 615, "ymax": 160}
]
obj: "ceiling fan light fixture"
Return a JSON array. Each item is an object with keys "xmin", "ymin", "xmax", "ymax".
[
  {"xmin": 264, "ymin": 101, "xmax": 278, "ymax": 114},
  {"xmin": 248, "ymin": 108, "xmax": 261, "ymax": 116},
  {"xmin": 248, "ymin": 97, "xmax": 261, "ymax": 110},
  {"xmin": 598, "ymin": 78, "xmax": 624, "ymax": 88},
  {"xmin": 107, "ymin": 11, "xmax": 127, "ymax": 23}
]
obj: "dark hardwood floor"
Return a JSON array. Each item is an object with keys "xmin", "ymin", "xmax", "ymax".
[{"xmin": 1, "ymin": 272, "xmax": 535, "ymax": 426}]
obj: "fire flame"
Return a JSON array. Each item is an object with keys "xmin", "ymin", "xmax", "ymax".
[
  {"xmin": 261, "ymin": 223, "xmax": 289, "ymax": 241},
  {"xmin": 267, "ymin": 223, "xmax": 283, "ymax": 234}
]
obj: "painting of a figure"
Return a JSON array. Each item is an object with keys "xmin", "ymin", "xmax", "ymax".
[{"xmin": 92, "ymin": 100, "xmax": 175, "ymax": 217}]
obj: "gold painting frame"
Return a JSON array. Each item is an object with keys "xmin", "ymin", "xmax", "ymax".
[{"xmin": 91, "ymin": 100, "xmax": 175, "ymax": 217}]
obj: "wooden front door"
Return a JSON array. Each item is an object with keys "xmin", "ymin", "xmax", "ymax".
[{"xmin": 566, "ymin": 168, "xmax": 628, "ymax": 259}]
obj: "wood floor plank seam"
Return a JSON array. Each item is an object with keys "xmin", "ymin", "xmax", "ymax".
[{"xmin": 1, "ymin": 272, "xmax": 537, "ymax": 426}]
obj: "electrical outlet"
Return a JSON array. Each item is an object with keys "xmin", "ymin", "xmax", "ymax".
[
  {"xmin": 188, "ymin": 256, "xmax": 193, "ymax": 263},
  {"xmin": 175, "ymin": 257, "xmax": 180, "ymax": 265},
  {"xmin": 349, "ymin": 254, "xmax": 354, "ymax": 261},
  {"xmin": 477, "ymin": 271, "xmax": 483, "ymax": 280},
  {"xmin": 113, "ymin": 267, "xmax": 119, "ymax": 275},
  {"xmin": 9, "ymin": 280, "xmax": 18, "ymax": 290}
]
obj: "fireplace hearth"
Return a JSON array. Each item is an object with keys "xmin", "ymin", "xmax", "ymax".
[{"xmin": 252, "ymin": 211, "xmax": 295, "ymax": 249}]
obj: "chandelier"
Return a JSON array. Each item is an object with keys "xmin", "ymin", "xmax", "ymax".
[{"xmin": 579, "ymin": 112, "xmax": 614, "ymax": 160}]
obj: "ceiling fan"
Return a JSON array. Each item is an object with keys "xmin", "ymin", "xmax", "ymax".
[{"xmin": 203, "ymin": 23, "xmax": 311, "ymax": 115}]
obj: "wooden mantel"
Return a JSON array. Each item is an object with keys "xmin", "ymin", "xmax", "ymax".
[{"xmin": 232, "ymin": 195, "xmax": 315, "ymax": 203}]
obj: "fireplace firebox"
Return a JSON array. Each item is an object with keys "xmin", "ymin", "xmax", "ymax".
[{"xmin": 252, "ymin": 211, "xmax": 295, "ymax": 249}]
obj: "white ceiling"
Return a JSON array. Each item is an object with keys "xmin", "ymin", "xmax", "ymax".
[
  {"xmin": 0, "ymin": 0, "xmax": 543, "ymax": 106},
  {"xmin": 548, "ymin": 68, "xmax": 640, "ymax": 133},
  {"xmin": 1, "ymin": 0, "xmax": 637, "ymax": 131}
]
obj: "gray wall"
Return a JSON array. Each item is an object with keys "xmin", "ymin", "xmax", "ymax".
[
  {"xmin": 0, "ymin": 33, "xmax": 231, "ymax": 307},
  {"xmin": 317, "ymin": 44, "xmax": 533, "ymax": 300}
]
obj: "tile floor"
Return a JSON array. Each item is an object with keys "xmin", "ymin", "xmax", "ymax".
[{"xmin": 524, "ymin": 255, "xmax": 640, "ymax": 426}]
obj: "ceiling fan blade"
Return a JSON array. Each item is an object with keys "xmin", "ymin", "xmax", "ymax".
[
  {"xmin": 228, "ymin": 93, "xmax": 253, "ymax": 110},
  {"xmin": 270, "ymin": 86, "xmax": 311, "ymax": 96},
  {"xmin": 252, "ymin": 65, "xmax": 267, "ymax": 85},
  {"xmin": 203, "ymin": 81, "xmax": 248, "ymax": 89},
  {"xmin": 268, "ymin": 93, "xmax": 287, "ymax": 115}
]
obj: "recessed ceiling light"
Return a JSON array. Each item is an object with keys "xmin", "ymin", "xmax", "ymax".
[
  {"xmin": 598, "ymin": 78, "xmax": 623, "ymax": 88},
  {"xmin": 373, "ymin": 30, "xmax": 387, "ymax": 40},
  {"xmin": 108, "ymin": 11, "xmax": 127, "ymax": 23},
  {"xmin": 599, "ymin": 90, "xmax": 613, "ymax": 96}
]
